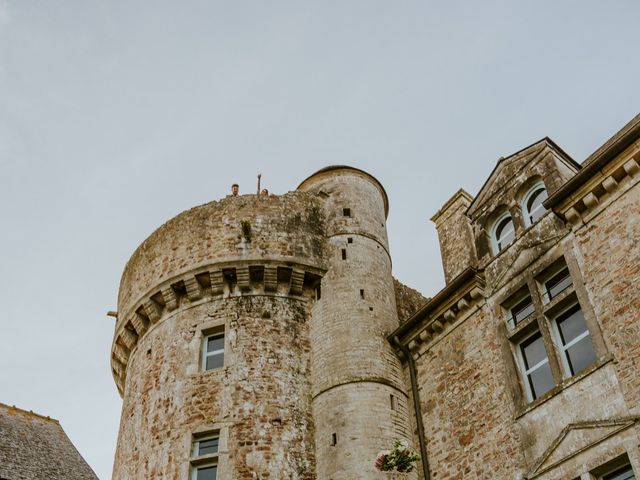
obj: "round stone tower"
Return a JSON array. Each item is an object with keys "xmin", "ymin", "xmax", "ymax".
[
  {"xmin": 110, "ymin": 192, "xmax": 326, "ymax": 479},
  {"xmin": 109, "ymin": 166, "xmax": 414, "ymax": 479},
  {"xmin": 298, "ymin": 167, "xmax": 413, "ymax": 480}
]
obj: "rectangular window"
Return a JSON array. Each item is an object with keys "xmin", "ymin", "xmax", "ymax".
[
  {"xmin": 601, "ymin": 465, "xmax": 636, "ymax": 480},
  {"xmin": 193, "ymin": 435, "xmax": 219, "ymax": 456},
  {"xmin": 192, "ymin": 464, "xmax": 217, "ymax": 480},
  {"xmin": 190, "ymin": 431, "xmax": 220, "ymax": 480},
  {"xmin": 517, "ymin": 330, "xmax": 554, "ymax": 400},
  {"xmin": 343, "ymin": 208, "xmax": 351, "ymax": 217},
  {"xmin": 601, "ymin": 464, "xmax": 635, "ymax": 480},
  {"xmin": 203, "ymin": 333, "xmax": 224, "ymax": 371},
  {"xmin": 552, "ymin": 304, "xmax": 596, "ymax": 377},
  {"xmin": 543, "ymin": 266, "xmax": 572, "ymax": 303},
  {"xmin": 508, "ymin": 295, "xmax": 535, "ymax": 327}
]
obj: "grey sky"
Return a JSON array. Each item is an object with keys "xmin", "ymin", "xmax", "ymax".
[{"xmin": 0, "ymin": 1, "xmax": 638, "ymax": 478}]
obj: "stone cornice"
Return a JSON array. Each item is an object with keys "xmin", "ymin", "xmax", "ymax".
[
  {"xmin": 545, "ymin": 112, "xmax": 640, "ymax": 211},
  {"xmin": 110, "ymin": 259, "xmax": 325, "ymax": 397},
  {"xmin": 389, "ymin": 268, "xmax": 486, "ymax": 359},
  {"xmin": 547, "ymin": 142, "xmax": 640, "ymax": 227}
]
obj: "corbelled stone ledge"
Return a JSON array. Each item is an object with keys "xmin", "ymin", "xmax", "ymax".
[{"xmin": 110, "ymin": 259, "xmax": 325, "ymax": 396}]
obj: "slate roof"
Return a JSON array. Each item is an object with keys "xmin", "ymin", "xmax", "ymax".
[{"xmin": 0, "ymin": 403, "xmax": 98, "ymax": 480}]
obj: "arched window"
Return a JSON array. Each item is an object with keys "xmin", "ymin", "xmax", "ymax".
[
  {"xmin": 491, "ymin": 211, "xmax": 515, "ymax": 254},
  {"xmin": 522, "ymin": 182, "xmax": 548, "ymax": 226}
]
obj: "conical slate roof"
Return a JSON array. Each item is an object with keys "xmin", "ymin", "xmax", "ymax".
[{"xmin": 0, "ymin": 403, "xmax": 97, "ymax": 480}]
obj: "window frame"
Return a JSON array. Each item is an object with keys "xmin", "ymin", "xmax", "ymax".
[
  {"xmin": 592, "ymin": 454, "xmax": 636, "ymax": 480},
  {"xmin": 521, "ymin": 181, "xmax": 548, "ymax": 227},
  {"xmin": 202, "ymin": 331, "xmax": 225, "ymax": 371},
  {"xmin": 506, "ymin": 293, "xmax": 535, "ymax": 328},
  {"xmin": 192, "ymin": 433, "xmax": 220, "ymax": 457},
  {"xmin": 502, "ymin": 254, "xmax": 605, "ymax": 407},
  {"xmin": 541, "ymin": 265, "xmax": 573, "ymax": 304},
  {"xmin": 515, "ymin": 328, "xmax": 554, "ymax": 401},
  {"xmin": 550, "ymin": 301, "xmax": 597, "ymax": 378},
  {"xmin": 191, "ymin": 463, "xmax": 218, "ymax": 480},
  {"xmin": 190, "ymin": 431, "xmax": 220, "ymax": 480},
  {"xmin": 600, "ymin": 463, "xmax": 636, "ymax": 480},
  {"xmin": 490, "ymin": 210, "xmax": 516, "ymax": 254}
]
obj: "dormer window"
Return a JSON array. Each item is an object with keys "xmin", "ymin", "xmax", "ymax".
[
  {"xmin": 491, "ymin": 212, "xmax": 515, "ymax": 254},
  {"xmin": 522, "ymin": 182, "xmax": 548, "ymax": 226}
]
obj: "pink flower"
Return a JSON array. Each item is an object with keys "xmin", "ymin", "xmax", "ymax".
[{"xmin": 374, "ymin": 451, "xmax": 391, "ymax": 471}]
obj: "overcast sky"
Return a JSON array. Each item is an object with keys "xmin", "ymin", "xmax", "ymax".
[{"xmin": 1, "ymin": 1, "xmax": 639, "ymax": 478}]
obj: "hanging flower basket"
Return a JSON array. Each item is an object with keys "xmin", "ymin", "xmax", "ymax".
[{"xmin": 374, "ymin": 439, "xmax": 420, "ymax": 474}]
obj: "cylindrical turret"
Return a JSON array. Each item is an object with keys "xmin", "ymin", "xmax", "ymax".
[
  {"xmin": 298, "ymin": 167, "xmax": 414, "ymax": 479},
  {"xmin": 110, "ymin": 168, "xmax": 414, "ymax": 479},
  {"xmin": 110, "ymin": 192, "xmax": 326, "ymax": 479}
]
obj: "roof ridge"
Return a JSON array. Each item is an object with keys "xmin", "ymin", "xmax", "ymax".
[{"xmin": 0, "ymin": 402, "xmax": 59, "ymax": 423}]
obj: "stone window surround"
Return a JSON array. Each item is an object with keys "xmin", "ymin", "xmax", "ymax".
[
  {"xmin": 185, "ymin": 425, "xmax": 227, "ymax": 480},
  {"xmin": 567, "ymin": 450, "xmax": 640, "ymax": 480},
  {"xmin": 598, "ymin": 464, "xmax": 635, "ymax": 480},
  {"xmin": 497, "ymin": 248, "xmax": 608, "ymax": 411},
  {"xmin": 188, "ymin": 316, "xmax": 232, "ymax": 377},
  {"xmin": 490, "ymin": 210, "xmax": 516, "ymax": 254},
  {"xmin": 475, "ymin": 172, "xmax": 554, "ymax": 260},
  {"xmin": 483, "ymin": 199, "xmax": 553, "ymax": 264},
  {"xmin": 521, "ymin": 180, "xmax": 549, "ymax": 227},
  {"xmin": 202, "ymin": 330, "xmax": 225, "ymax": 372}
]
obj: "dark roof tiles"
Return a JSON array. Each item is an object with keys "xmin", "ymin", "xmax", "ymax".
[{"xmin": 0, "ymin": 403, "xmax": 98, "ymax": 480}]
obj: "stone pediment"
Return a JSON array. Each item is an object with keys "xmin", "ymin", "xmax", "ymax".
[
  {"xmin": 526, "ymin": 417, "xmax": 638, "ymax": 479},
  {"xmin": 468, "ymin": 140, "xmax": 549, "ymax": 218}
]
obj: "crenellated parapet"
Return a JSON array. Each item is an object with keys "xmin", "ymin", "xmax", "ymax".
[{"xmin": 110, "ymin": 260, "xmax": 324, "ymax": 396}]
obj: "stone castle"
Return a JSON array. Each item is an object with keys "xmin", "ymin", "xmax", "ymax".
[{"xmin": 109, "ymin": 113, "xmax": 640, "ymax": 480}]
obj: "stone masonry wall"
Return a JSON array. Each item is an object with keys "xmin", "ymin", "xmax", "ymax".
[
  {"xmin": 300, "ymin": 168, "xmax": 415, "ymax": 479},
  {"xmin": 117, "ymin": 192, "xmax": 326, "ymax": 317},
  {"xmin": 113, "ymin": 295, "xmax": 316, "ymax": 480},
  {"xmin": 571, "ymin": 176, "xmax": 640, "ymax": 409},
  {"xmin": 431, "ymin": 190, "xmax": 477, "ymax": 284},
  {"xmin": 414, "ymin": 307, "xmax": 526, "ymax": 479},
  {"xmin": 393, "ymin": 277, "xmax": 428, "ymax": 323},
  {"xmin": 409, "ymin": 138, "xmax": 640, "ymax": 479}
]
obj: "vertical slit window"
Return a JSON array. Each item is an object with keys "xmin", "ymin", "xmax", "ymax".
[{"xmin": 341, "ymin": 249, "xmax": 347, "ymax": 260}]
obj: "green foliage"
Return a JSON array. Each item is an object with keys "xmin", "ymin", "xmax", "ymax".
[{"xmin": 374, "ymin": 439, "xmax": 420, "ymax": 473}]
